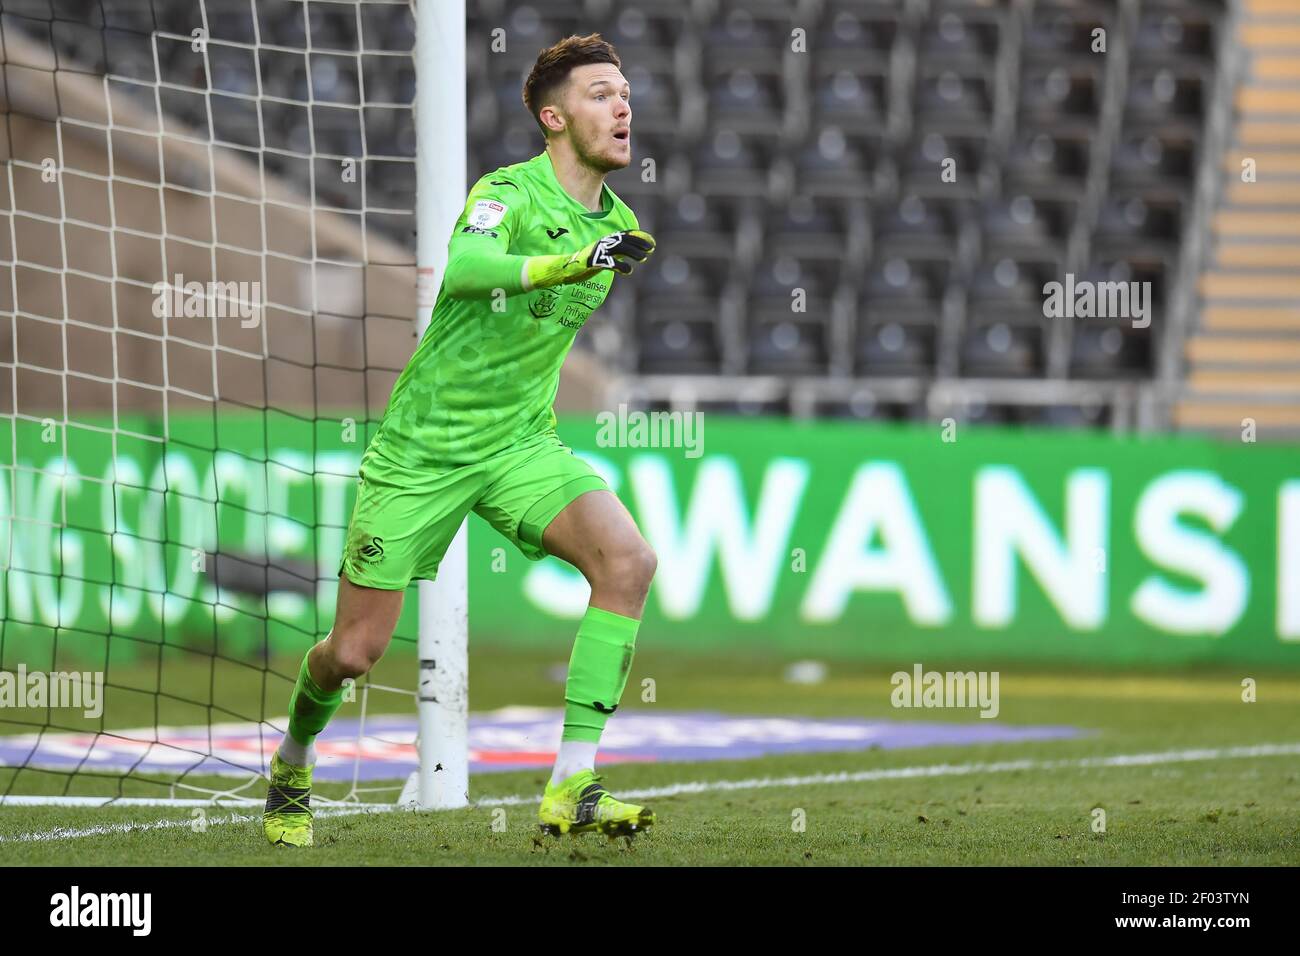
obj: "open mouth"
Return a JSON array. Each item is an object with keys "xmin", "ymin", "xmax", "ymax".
[{"xmin": 613, "ymin": 129, "xmax": 630, "ymax": 142}]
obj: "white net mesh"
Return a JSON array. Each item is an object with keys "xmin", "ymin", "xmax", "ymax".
[{"xmin": 1, "ymin": 0, "xmax": 424, "ymax": 806}]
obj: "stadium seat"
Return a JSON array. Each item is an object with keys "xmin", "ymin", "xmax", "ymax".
[
  {"xmin": 863, "ymin": 254, "xmax": 949, "ymax": 307},
  {"xmin": 705, "ymin": 63, "xmax": 787, "ymax": 134},
  {"xmin": 763, "ymin": 195, "xmax": 869, "ymax": 261},
  {"xmin": 1070, "ymin": 321, "xmax": 1152, "ymax": 378},
  {"xmin": 1133, "ymin": 3, "xmax": 1217, "ymax": 64},
  {"xmin": 655, "ymin": 192, "xmax": 753, "ymax": 258},
  {"xmin": 702, "ymin": 5, "xmax": 790, "ymax": 70},
  {"xmin": 875, "ymin": 194, "xmax": 970, "ymax": 254},
  {"xmin": 1094, "ymin": 193, "xmax": 1183, "ymax": 250},
  {"xmin": 1110, "ymin": 130, "xmax": 1197, "ymax": 194},
  {"xmin": 854, "ymin": 308, "xmax": 940, "ymax": 376},
  {"xmin": 1125, "ymin": 67, "xmax": 1207, "ymax": 130},
  {"xmin": 1019, "ymin": 64, "xmax": 1102, "ymax": 128},
  {"xmin": 1069, "ymin": 256, "xmax": 1167, "ymax": 367},
  {"xmin": 919, "ymin": 8, "xmax": 1001, "ymax": 64},
  {"xmin": 812, "ymin": 64, "xmax": 889, "ymax": 132},
  {"xmin": 690, "ymin": 128, "xmax": 781, "ymax": 198},
  {"xmin": 622, "ymin": 65, "xmax": 684, "ymax": 135},
  {"xmin": 793, "ymin": 126, "xmax": 883, "ymax": 197},
  {"xmin": 637, "ymin": 304, "xmax": 725, "ymax": 374},
  {"xmin": 816, "ymin": 1, "xmax": 900, "ymax": 69},
  {"xmin": 980, "ymin": 194, "xmax": 1075, "ymax": 253},
  {"xmin": 1023, "ymin": 2, "xmax": 1116, "ymax": 61},
  {"xmin": 897, "ymin": 131, "xmax": 989, "ymax": 198},
  {"xmin": 601, "ymin": 7, "xmax": 683, "ymax": 60},
  {"xmin": 362, "ymin": 53, "xmax": 416, "ymax": 110},
  {"xmin": 203, "ymin": 0, "xmax": 257, "ymax": 44},
  {"xmin": 744, "ymin": 254, "xmax": 841, "ymax": 374},
  {"xmin": 605, "ymin": 132, "xmax": 686, "ymax": 199},
  {"xmin": 746, "ymin": 314, "xmax": 832, "ymax": 375},
  {"xmin": 960, "ymin": 310, "xmax": 1046, "ymax": 377},
  {"xmin": 640, "ymin": 250, "xmax": 732, "ymax": 302},
  {"xmin": 478, "ymin": 123, "xmax": 546, "ymax": 173},
  {"xmin": 308, "ymin": 104, "xmax": 364, "ymax": 158},
  {"xmin": 968, "ymin": 255, "xmax": 1060, "ymax": 309},
  {"xmin": 746, "ymin": 254, "xmax": 843, "ymax": 315},
  {"xmin": 1004, "ymin": 129, "xmax": 1090, "ymax": 194},
  {"xmin": 490, "ymin": 5, "xmax": 581, "ymax": 68},
  {"xmin": 914, "ymin": 68, "xmax": 996, "ymax": 133}
]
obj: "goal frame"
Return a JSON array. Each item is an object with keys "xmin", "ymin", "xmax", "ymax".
[{"xmin": 406, "ymin": 0, "xmax": 469, "ymax": 812}]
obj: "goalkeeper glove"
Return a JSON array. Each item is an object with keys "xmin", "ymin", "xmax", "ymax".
[{"xmin": 523, "ymin": 230, "xmax": 656, "ymax": 290}]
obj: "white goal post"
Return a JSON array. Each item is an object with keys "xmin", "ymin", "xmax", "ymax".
[
  {"xmin": 0, "ymin": 0, "xmax": 470, "ymax": 810},
  {"xmin": 405, "ymin": 0, "xmax": 469, "ymax": 812}
]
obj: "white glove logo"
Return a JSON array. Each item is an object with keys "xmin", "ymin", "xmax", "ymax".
[{"xmin": 590, "ymin": 234, "xmax": 621, "ymax": 270}]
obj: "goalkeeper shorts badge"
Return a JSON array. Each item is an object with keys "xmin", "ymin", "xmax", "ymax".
[{"xmin": 353, "ymin": 535, "xmax": 385, "ymax": 565}]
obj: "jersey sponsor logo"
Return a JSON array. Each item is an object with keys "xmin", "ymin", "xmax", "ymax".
[
  {"xmin": 488, "ymin": 178, "xmax": 517, "ymax": 189},
  {"xmin": 546, "ymin": 226, "xmax": 569, "ymax": 239},
  {"xmin": 469, "ymin": 199, "xmax": 507, "ymax": 228},
  {"xmin": 529, "ymin": 288, "xmax": 562, "ymax": 319},
  {"xmin": 558, "ymin": 299, "xmax": 598, "ymax": 330},
  {"xmin": 354, "ymin": 535, "xmax": 385, "ymax": 564},
  {"xmin": 461, "ymin": 225, "xmax": 499, "ymax": 238}
]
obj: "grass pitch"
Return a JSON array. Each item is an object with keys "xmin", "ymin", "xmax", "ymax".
[{"xmin": 1, "ymin": 646, "xmax": 1298, "ymax": 866}]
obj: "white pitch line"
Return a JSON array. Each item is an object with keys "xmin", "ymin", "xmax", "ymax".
[
  {"xmin": 0, "ymin": 795, "xmax": 265, "ymax": 808},
  {"xmin": 2, "ymin": 741, "xmax": 1297, "ymax": 844},
  {"xmin": 0, "ymin": 805, "xmax": 390, "ymax": 843}
]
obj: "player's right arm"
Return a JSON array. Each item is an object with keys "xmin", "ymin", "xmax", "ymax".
[
  {"xmin": 442, "ymin": 176, "xmax": 656, "ymax": 300},
  {"xmin": 441, "ymin": 178, "xmax": 531, "ymax": 300}
]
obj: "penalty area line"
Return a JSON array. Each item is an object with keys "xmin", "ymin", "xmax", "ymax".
[{"xmin": 2, "ymin": 741, "xmax": 1297, "ymax": 843}]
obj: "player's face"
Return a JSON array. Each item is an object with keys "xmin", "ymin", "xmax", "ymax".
[{"xmin": 560, "ymin": 63, "xmax": 632, "ymax": 172}]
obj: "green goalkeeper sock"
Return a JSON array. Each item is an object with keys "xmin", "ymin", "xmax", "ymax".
[
  {"xmin": 562, "ymin": 606, "xmax": 640, "ymax": 744},
  {"xmin": 286, "ymin": 648, "xmax": 343, "ymax": 749}
]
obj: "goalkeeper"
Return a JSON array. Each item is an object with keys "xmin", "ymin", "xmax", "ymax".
[{"xmin": 264, "ymin": 34, "xmax": 658, "ymax": 846}]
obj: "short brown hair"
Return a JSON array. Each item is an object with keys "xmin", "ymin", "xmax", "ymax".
[{"xmin": 522, "ymin": 33, "xmax": 621, "ymax": 137}]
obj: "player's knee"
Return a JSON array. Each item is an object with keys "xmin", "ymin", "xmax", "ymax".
[
  {"xmin": 324, "ymin": 630, "xmax": 385, "ymax": 680},
  {"xmin": 598, "ymin": 539, "xmax": 656, "ymax": 596},
  {"xmin": 635, "ymin": 542, "xmax": 658, "ymax": 587}
]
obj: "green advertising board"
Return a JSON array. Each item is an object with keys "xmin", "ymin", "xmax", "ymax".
[{"xmin": 2, "ymin": 412, "xmax": 1298, "ymax": 668}]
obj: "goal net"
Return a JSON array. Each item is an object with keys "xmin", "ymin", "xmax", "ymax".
[{"xmin": 0, "ymin": 0, "xmax": 436, "ymax": 809}]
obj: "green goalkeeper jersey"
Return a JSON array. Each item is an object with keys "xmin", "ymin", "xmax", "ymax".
[{"xmin": 368, "ymin": 151, "xmax": 639, "ymax": 468}]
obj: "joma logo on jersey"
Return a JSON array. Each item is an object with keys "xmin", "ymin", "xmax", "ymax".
[
  {"xmin": 355, "ymin": 536, "xmax": 385, "ymax": 563},
  {"xmin": 529, "ymin": 288, "xmax": 561, "ymax": 319}
]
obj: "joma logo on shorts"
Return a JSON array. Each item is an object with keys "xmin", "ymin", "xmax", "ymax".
[{"xmin": 355, "ymin": 536, "xmax": 385, "ymax": 562}]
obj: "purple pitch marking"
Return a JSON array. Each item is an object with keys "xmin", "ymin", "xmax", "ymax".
[{"xmin": 0, "ymin": 709, "xmax": 1088, "ymax": 782}]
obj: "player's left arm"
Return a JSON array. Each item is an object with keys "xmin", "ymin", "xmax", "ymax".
[{"xmin": 521, "ymin": 227, "xmax": 656, "ymax": 291}]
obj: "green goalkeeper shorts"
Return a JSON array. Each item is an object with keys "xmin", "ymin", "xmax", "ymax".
[{"xmin": 338, "ymin": 430, "xmax": 607, "ymax": 590}]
